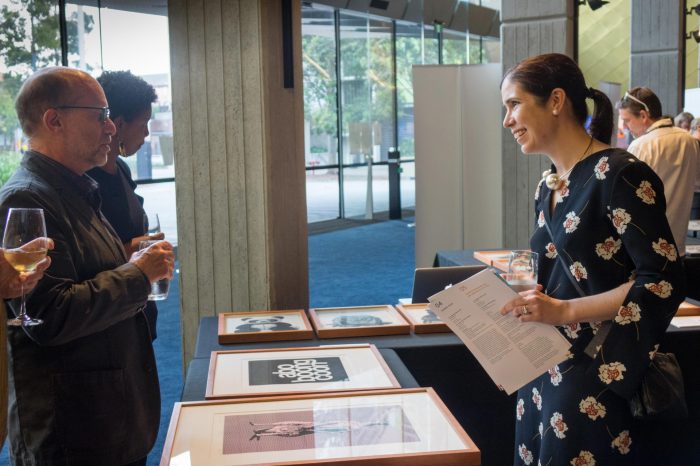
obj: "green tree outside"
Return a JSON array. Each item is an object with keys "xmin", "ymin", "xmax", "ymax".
[{"xmin": 0, "ymin": 0, "xmax": 94, "ymax": 184}]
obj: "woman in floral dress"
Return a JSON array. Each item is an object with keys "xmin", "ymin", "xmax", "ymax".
[{"xmin": 499, "ymin": 53, "xmax": 685, "ymax": 465}]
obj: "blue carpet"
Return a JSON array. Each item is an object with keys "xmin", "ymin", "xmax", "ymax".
[
  {"xmin": 309, "ymin": 218, "xmax": 416, "ymax": 307},
  {"xmin": 0, "ymin": 218, "xmax": 415, "ymax": 464}
]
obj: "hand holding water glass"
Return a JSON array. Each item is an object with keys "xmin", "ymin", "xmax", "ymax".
[
  {"xmin": 506, "ymin": 250, "xmax": 538, "ymax": 292},
  {"xmin": 2, "ymin": 208, "xmax": 48, "ymax": 326},
  {"xmin": 134, "ymin": 239, "xmax": 174, "ymax": 301}
]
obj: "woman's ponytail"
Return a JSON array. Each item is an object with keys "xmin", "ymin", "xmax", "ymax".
[{"xmin": 588, "ymin": 87, "xmax": 614, "ymax": 144}]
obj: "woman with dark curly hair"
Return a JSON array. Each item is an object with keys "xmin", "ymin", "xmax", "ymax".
[
  {"xmin": 88, "ymin": 70, "xmax": 164, "ymax": 340},
  {"xmin": 499, "ymin": 53, "xmax": 684, "ymax": 465}
]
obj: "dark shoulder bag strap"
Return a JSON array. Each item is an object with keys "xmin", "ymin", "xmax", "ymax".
[{"xmin": 542, "ymin": 220, "xmax": 611, "ymax": 358}]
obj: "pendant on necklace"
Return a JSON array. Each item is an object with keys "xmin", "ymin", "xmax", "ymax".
[{"xmin": 543, "ymin": 170, "xmax": 564, "ymax": 191}]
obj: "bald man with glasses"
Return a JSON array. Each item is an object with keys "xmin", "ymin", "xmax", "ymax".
[
  {"xmin": 617, "ymin": 86, "xmax": 700, "ymax": 256},
  {"xmin": 0, "ymin": 67, "xmax": 174, "ymax": 465}
]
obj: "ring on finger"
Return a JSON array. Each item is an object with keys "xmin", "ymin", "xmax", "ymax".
[{"xmin": 521, "ymin": 305, "xmax": 529, "ymax": 315}]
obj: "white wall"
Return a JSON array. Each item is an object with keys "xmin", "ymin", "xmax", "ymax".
[{"xmin": 413, "ymin": 64, "xmax": 503, "ymax": 268}]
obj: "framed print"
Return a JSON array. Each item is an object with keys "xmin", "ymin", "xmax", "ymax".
[
  {"xmin": 218, "ymin": 310, "xmax": 314, "ymax": 344},
  {"xmin": 473, "ymin": 249, "xmax": 513, "ymax": 272},
  {"xmin": 160, "ymin": 388, "xmax": 480, "ymax": 466},
  {"xmin": 308, "ymin": 305, "xmax": 410, "ymax": 338},
  {"xmin": 396, "ymin": 303, "xmax": 451, "ymax": 334},
  {"xmin": 205, "ymin": 344, "xmax": 400, "ymax": 399}
]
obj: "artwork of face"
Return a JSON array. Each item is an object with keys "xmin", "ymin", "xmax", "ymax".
[
  {"xmin": 234, "ymin": 316, "xmax": 299, "ymax": 333},
  {"xmin": 330, "ymin": 315, "xmax": 391, "ymax": 328}
]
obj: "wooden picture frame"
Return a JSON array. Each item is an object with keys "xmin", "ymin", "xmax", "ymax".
[
  {"xmin": 160, "ymin": 388, "xmax": 480, "ymax": 466},
  {"xmin": 675, "ymin": 300, "xmax": 700, "ymax": 317},
  {"xmin": 396, "ymin": 303, "xmax": 451, "ymax": 334},
  {"xmin": 308, "ymin": 305, "xmax": 410, "ymax": 339},
  {"xmin": 218, "ymin": 310, "xmax": 314, "ymax": 344},
  {"xmin": 473, "ymin": 249, "xmax": 513, "ymax": 272},
  {"xmin": 205, "ymin": 344, "xmax": 400, "ymax": 399}
]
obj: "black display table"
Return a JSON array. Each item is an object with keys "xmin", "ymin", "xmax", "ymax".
[{"xmin": 187, "ymin": 313, "xmax": 700, "ymax": 466}]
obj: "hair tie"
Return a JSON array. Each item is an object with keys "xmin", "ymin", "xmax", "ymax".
[{"xmin": 587, "ymin": 87, "xmax": 596, "ymax": 99}]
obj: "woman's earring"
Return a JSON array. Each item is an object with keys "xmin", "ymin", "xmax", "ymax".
[
  {"xmin": 553, "ymin": 110, "xmax": 559, "ymax": 116},
  {"xmin": 118, "ymin": 140, "xmax": 126, "ymax": 157}
]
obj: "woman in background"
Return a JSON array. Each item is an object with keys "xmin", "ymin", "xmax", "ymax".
[
  {"xmin": 89, "ymin": 70, "xmax": 164, "ymax": 340},
  {"xmin": 499, "ymin": 53, "xmax": 684, "ymax": 465}
]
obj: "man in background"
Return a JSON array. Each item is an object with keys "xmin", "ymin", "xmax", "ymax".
[
  {"xmin": 618, "ymin": 86, "xmax": 700, "ymax": 256},
  {"xmin": 674, "ymin": 111, "xmax": 694, "ymax": 131},
  {"xmin": 0, "ymin": 67, "xmax": 174, "ymax": 465},
  {"xmin": 691, "ymin": 117, "xmax": 700, "ymax": 141}
]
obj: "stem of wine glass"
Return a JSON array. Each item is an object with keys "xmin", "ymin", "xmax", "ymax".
[{"xmin": 18, "ymin": 281, "xmax": 26, "ymax": 319}]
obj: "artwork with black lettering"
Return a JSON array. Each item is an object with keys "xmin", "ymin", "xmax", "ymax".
[{"xmin": 248, "ymin": 357, "xmax": 349, "ymax": 385}]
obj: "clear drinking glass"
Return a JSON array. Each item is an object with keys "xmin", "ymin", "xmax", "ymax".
[
  {"xmin": 139, "ymin": 239, "xmax": 170, "ymax": 301},
  {"xmin": 505, "ymin": 250, "xmax": 538, "ymax": 292},
  {"xmin": 2, "ymin": 208, "xmax": 48, "ymax": 326},
  {"xmin": 145, "ymin": 211, "xmax": 161, "ymax": 235}
]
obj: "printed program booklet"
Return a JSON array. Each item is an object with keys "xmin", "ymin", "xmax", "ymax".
[{"xmin": 428, "ymin": 268, "xmax": 571, "ymax": 394}]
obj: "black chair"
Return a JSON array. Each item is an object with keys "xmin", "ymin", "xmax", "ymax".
[{"xmin": 411, "ymin": 265, "xmax": 487, "ymax": 303}]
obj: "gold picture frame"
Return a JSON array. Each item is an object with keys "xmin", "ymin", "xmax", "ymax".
[
  {"xmin": 308, "ymin": 305, "xmax": 410, "ymax": 338},
  {"xmin": 217, "ymin": 310, "xmax": 314, "ymax": 344},
  {"xmin": 160, "ymin": 388, "xmax": 480, "ymax": 466},
  {"xmin": 205, "ymin": 343, "xmax": 400, "ymax": 399}
]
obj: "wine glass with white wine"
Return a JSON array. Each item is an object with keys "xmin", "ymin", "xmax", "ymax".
[{"xmin": 2, "ymin": 208, "xmax": 48, "ymax": 326}]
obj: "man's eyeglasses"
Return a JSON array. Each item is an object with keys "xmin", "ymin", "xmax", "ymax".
[
  {"xmin": 622, "ymin": 92, "xmax": 650, "ymax": 114},
  {"xmin": 55, "ymin": 106, "xmax": 111, "ymax": 123}
]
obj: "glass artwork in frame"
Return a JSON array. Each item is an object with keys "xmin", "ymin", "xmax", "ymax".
[
  {"xmin": 205, "ymin": 344, "xmax": 400, "ymax": 399},
  {"xmin": 217, "ymin": 310, "xmax": 314, "ymax": 344},
  {"xmin": 395, "ymin": 303, "xmax": 451, "ymax": 334},
  {"xmin": 160, "ymin": 388, "xmax": 481, "ymax": 466},
  {"xmin": 308, "ymin": 305, "xmax": 410, "ymax": 338}
]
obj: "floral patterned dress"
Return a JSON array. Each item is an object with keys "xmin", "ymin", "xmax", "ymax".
[{"xmin": 515, "ymin": 148, "xmax": 685, "ymax": 466}]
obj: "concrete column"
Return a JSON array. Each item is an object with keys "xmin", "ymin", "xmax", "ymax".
[
  {"xmin": 630, "ymin": 0, "xmax": 684, "ymax": 115},
  {"xmin": 500, "ymin": 0, "xmax": 575, "ymax": 249},
  {"xmin": 169, "ymin": 0, "xmax": 309, "ymax": 365}
]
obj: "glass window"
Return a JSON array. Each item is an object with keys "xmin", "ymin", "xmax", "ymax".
[
  {"xmin": 0, "ymin": 1, "xmax": 61, "ymax": 187},
  {"xmin": 341, "ymin": 165, "xmax": 371, "ymax": 218},
  {"xmin": 443, "ymin": 29, "xmax": 468, "ymax": 64},
  {"xmin": 65, "ymin": 2, "xmax": 101, "ymax": 73},
  {"xmin": 482, "ymin": 36, "xmax": 500, "ymax": 63},
  {"xmin": 339, "ymin": 12, "xmax": 371, "ymax": 166},
  {"xmin": 424, "ymin": 25, "xmax": 440, "ymax": 64},
  {"xmin": 367, "ymin": 17, "xmax": 394, "ymax": 164},
  {"xmin": 396, "ymin": 21, "xmax": 423, "ymax": 162},
  {"xmin": 303, "ymin": 5, "xmax": 340, "ymax": 222},
  {"xmin": 66, "ymin": 3, "xmax": 174, "ymax": 183},
  {"xmin": 400, "ymin": 161, "xmax": 415, "ymax": 209}
]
